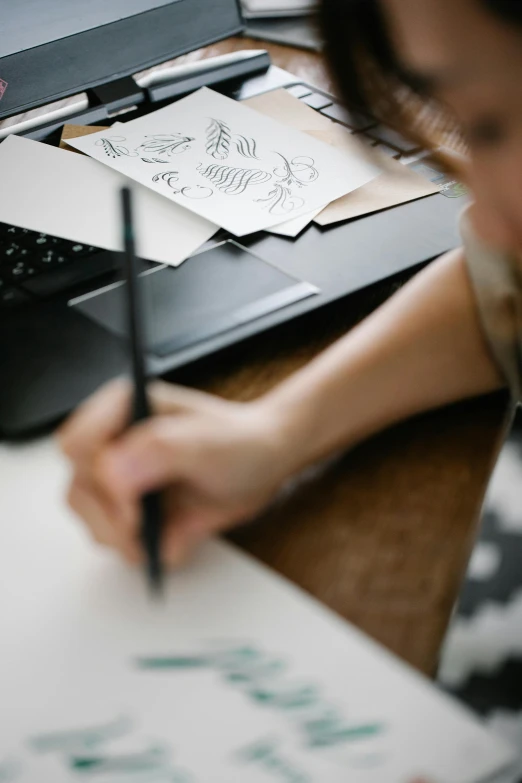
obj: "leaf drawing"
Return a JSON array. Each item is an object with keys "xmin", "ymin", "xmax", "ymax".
[
  {"xmin": 255, "ymin": 183, "xmax": 305, "ymax": 216},
  {"xmin": 137, "ymin": 134, "xmax": 194, "ymax": 157},
  {"xmin": 95, "ymin": 136, "xmax": 136, "ymax": 159},
  {"xmin": 205, "ymin": 118, "xmax": 232, "ymax": 160},
  {"xmin": 152, "ymin": 171, "xmax": 180, "ymax": 189},
  {"xmin": 273, "ymin": 154, "xmax": 319, "ymax": 187},
  {"xmin": 197, "ymin": 163, "xmax": 271, "ymax": 195},
  {"xmin": 233, "ymin": 134, "xmax": 260, "ymax": 160}
]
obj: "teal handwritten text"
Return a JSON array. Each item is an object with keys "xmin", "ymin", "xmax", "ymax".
[
  {"xmin": 137, "ymin": 644, "xmax": 385, "ymax": 750},
  {"xmin": 237, "ymin": 738, "xmax": 310, "ymax": 783}
]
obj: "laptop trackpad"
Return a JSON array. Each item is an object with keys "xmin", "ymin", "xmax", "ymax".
[{"xmin": 70, "ymin": 241, "xmax": 318, "ymax": 357}]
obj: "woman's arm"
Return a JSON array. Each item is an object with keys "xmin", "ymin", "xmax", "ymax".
[
  {"xmin": 263, "ymin": 247, "xmax": 503, "ymax": 477},
  {"xmin": 60, "ymin": 248, "xmax": 503, "ymax": 565}
]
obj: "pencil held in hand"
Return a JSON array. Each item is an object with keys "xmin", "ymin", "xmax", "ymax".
[{"xmin": 121, "ymin": 186, "xmax": 164, "ymax": 594}]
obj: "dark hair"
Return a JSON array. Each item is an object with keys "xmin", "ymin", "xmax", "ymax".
[{"xmin": 320, "ymin": 0, "xmax": 522, "ymax": 159}]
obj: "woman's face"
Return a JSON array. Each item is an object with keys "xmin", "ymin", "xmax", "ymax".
[{"xmin": 381, "ymin": 0, "xmax": 522, "ymax": 250}]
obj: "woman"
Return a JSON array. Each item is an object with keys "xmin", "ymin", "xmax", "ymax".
[{"xmin": 60, "ymin": 0, "xmax": 522, "ymax": 569}]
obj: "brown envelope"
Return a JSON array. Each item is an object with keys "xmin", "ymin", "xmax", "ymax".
[
  {"xmin": 60, "ymin": 123, "xmax": 108, "ymax": 150},
  {"xmin": 246, "ymin": 88, "xmax": 334, "ymax": 132},
  {"xmin": 245, "ymin": 89, "xmax": 440, "ymax": 226},
  {"xmin": 310, "ymin": 126, "xmax": 440, "ymax": 224}
]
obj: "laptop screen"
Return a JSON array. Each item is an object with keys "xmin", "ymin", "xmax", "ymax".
[
  {"xmin": 0, "ymin": 0, "xmax": 243, "ymax": 121},
  {"xmin": 0, "ymin": 1, "xmax": 182, "ymax": 59}
]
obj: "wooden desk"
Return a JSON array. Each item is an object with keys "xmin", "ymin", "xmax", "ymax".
[{"xmin": 43, "ymin": 36, "xmax": 512, "ymax": 677}]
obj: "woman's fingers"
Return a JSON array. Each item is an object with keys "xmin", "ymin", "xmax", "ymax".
[
  {"xmin": 161, "ymin": 516, "xmax": 207, "ymax": 567},
  {"xmin": 160, "ymin": 497, "xmax": 230, "ymax": 566},
  {"xmin": 67, "ymin": 470, "xmax": 217, "ymax": 569},
  {"xmin": 58, "ymin": 377, "xmax": 216, "ymax": 473},
  {"xmin": 67, "ymin": 475, "xmax": 141, "ymax": 564},
  {"xmin": 67, "ymin": 479, "xmax": 115, "ymax": 546},
  {"xmin": 59, "ymin": 378, "xmax": 132, "ymax": 464}
]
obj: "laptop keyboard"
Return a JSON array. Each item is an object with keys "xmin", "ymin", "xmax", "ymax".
[
  {"xmin": 0, "ymin": 84, "xmax": 421, "ymax": 311},
  {"xmin": 285, "ymin": 83, "xmax": 421, "ymax": 158},
  {"xmin": 0, "ymin": 222, "xmax": 114, "ymax": 308}
]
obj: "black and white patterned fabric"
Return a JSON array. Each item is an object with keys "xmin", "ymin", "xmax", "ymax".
[{"xmin": 438, "ymin": 414, "xmax": 522, "ymax": 781}]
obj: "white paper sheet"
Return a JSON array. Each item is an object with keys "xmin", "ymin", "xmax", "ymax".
[
  {"xmin": 67, "ymin": 87, "xmax": 379, "ymax": 237},
  {"xmin": 112, "ymin": 118, "xmax": 328, "ymax": 237},
  {"xmin": 265, "ymin": 205, "xmax": 325, "ymax": 236},
  {"xmin": 111, "ymin": 118, "xmax": 326, "ymax": 240},
  {"xmin": 0, "ymin": 135, "xmax": 217, "ymax": 267},
  {"xmin": 117, "ymin": 107, "xmax": 320, "ymax": 239},
  {"xmin": 0, "ymin": 439, "xmax": 516, "ymax": 783},
  {"xmin": 112, "ymin": 117, "xmax": 323, "ymax": 239}
]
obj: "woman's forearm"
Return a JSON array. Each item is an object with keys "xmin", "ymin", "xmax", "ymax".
[
  {"xmin": 59, "ymin": 247, "xmax": 506, "ymax": 565},
  {"xmin": 261, "ymin": 249, "xmax": 504, "ymax": 474}
]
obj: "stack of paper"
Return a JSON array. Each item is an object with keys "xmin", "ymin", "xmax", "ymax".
[
  {"xmin": 67, "ymin": 87, "xmax": 380, "ymax": 237},
  {"xmin": 0, "ymin": 86, "xmax": 442, "ymax": 270},
  {"xmin": 0, "ymin": 439, "xmax": 517, "ymax": 782},
  {"xmin": 66, "ymin": 87, "xmax": 440, "ymax": 243}
]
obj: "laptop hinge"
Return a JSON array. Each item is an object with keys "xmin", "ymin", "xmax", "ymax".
[{"xmin": 89, "ymin": 76, "xmax": 145, "ymax": 118}]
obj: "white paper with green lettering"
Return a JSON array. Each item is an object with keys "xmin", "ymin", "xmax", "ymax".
[{"xmin": 0, "ymin": 440, "xmax": 516, "ymax": 782}]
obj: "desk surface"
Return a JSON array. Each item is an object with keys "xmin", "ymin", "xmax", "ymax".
[{"xmin": 64, "ymin": 36, "xmax": 508, "ymax": 678}]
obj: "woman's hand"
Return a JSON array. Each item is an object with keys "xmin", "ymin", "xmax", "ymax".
[
  {"xmin": 59, "ymin": 379, "xmax": 291, "ymax": 566},
  {"xmin": 59, "ymin": 241, "xmax": 505, "ymax": 572}
]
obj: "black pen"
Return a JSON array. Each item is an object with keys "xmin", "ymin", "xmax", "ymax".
[{"xmin": 121, "ymin": 186, "xmax": 164, "ymax": 595}]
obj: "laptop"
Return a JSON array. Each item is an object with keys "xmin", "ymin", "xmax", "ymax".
[{"xmin": 0, "ymin": 0, "xmax": 464, "ymax": 438}]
